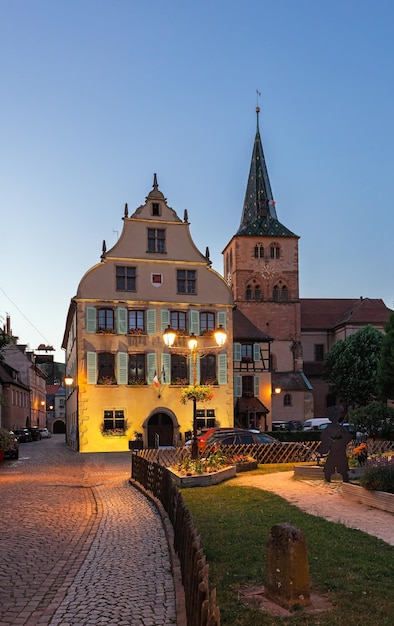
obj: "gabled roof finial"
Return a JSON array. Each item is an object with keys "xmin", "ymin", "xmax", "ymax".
[{"xmin": 153, "ymin": 173, "xmax": 158, "ymax": 190}]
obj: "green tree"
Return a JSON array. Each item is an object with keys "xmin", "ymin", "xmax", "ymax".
[
  {"xmin": 377, "ymin": 312, "xmax": 394, "ymax": 401},
  {"xmin": 350, "ymin": 401, "xmax": 394, "ymax": 439},
  {"xmin": 323, "ymin": 325, "xmax": 384, "ymax": 408}
]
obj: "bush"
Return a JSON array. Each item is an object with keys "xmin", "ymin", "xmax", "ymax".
[
  {"xmin": 0, "ymin": 428, "xmax": 15, "ymax": 452},
  {"xmin": 359, "ymin": 465, "xmax": 394, "ymax": 494}
]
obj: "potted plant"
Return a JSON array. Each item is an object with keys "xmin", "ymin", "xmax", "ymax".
[{"xmin": 0, "ymin": 428, "xmax": 15, "ymax": 461}]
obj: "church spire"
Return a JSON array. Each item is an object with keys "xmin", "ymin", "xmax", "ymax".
[{"xmin": 237, "ymin": 107, "xmax": 278, "ymax": 233}]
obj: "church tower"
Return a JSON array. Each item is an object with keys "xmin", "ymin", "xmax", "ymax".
[{"xmin": 223, "ymin": 104, "xmax": 315, "ymax": 427}]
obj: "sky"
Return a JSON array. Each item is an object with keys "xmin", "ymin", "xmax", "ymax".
[{"xmin": 1, "ymin": 0, "xmax": 394, "ymax": 363}]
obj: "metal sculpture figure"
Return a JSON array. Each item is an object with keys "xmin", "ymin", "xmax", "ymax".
[{"xmin": 319, "ymin": 412, "xmax": 353, "ymax": 482}]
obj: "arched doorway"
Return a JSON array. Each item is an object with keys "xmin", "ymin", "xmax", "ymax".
[
  {"xmin": 53, "ymin": 419, "xmax": 66, "ymax": 434},
  {"xmin": 147, "ymin": 412, "xmax": 175, "ymax": 447}
]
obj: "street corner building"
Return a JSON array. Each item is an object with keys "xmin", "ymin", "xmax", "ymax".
[{"xmin": 62, "ymin": 175, "xmax": 234, "ymax": 452}]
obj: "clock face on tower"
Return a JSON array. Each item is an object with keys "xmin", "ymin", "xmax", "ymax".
[{"xmin": 261, "ymin": 261, "xmax": 275, "ymax": 280}]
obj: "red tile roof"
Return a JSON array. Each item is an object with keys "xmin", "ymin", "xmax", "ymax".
[{"xmin": 300, "ymin": 298, "xmax": 392, "ymax": 331}]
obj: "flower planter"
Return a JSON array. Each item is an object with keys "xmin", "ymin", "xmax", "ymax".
[
  {"xmin": 342, "ymin": 483, "xmax": 394, "ymax": 514},
  {"xmin": 236, "ymin": 460, "xmax": 258, "ymax": 473},
  {"xmin": 168, "ymin": 465, "xmax": 236, "ymax": 488}
]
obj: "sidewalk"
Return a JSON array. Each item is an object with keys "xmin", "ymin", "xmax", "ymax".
[{"xmin": 232, "ymin": 470, "xmax": 394, "ymax": 546}]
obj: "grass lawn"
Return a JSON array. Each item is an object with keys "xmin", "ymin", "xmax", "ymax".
[{"xmin": 182, "ymin": 465, "xmax": 394, "ymax": 625}]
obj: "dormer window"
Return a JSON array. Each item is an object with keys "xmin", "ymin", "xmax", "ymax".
[{"xmin": 152, "ymin": 202, "xmax": 160, "ymax": 216}]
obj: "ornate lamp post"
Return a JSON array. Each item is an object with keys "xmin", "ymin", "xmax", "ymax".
[{"xmin": 163, "ymin": 325, "xmax": 227, "ymax": 459}]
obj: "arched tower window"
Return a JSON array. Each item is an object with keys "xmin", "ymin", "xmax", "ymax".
[
  {"xmin": 273, "ymin": 285, "xmax": 279, "ymax": 301},
  {"xmin": 281, "ymin": 286, "xmax": 288, "ymax": 302},
  {"xmin": 246, "ymin": 285, "xmax": 252, "ymax": 300},
  {"xmin": 254, "ymin": 285, "xmax": 261, "ymax": 301},
  {"xmin": 254, "ymin": 245, "xmax": 258, "ymax": 258},
  {"xmin": 270, "ymin": 243, "xmax": 280, "ymax": 259}
]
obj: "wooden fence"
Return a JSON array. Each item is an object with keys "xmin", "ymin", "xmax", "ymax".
[{"xmin": 131, "ymin": 453, "xmax": 220, "ymax": 626}]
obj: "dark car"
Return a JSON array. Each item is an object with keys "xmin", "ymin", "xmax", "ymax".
[
  {"xmin": 14, "ymin": 428, "xmax": 33, "ymax": 443},
  {"xmin": 4, "ymin": 431, "xmax": 19, "ymax": 459},
  {"xmin": 205, "ymin": 429, "xmax": 311, "ymax": 462},
  {"xmin": 28, "ymin": 427, "xmax": 42, "ymax": 441}
]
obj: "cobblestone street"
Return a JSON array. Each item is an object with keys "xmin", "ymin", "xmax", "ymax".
[{"xmin": 0, "ymin": 435, "xmax": 179, "ymax": 626}]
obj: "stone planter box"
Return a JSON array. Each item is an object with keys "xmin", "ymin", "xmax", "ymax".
[
  {"xmin": 294, "ymin": 465, "xmax": 366, "ymax": 481},
  {"xmin": 342, "ymin": 483, "xmax": 394, "ymax": 514},
  {"xmin": 168, "ymin": 465, "xmax": 236, "ymax": 488},
  {"xmin": 236, "ymin": 460, "xmax": 258, "ymax": 473}
]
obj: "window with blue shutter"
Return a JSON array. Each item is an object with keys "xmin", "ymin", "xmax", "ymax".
[
  {"xmin": 87, "ymin": 352, "xmax": 97, "ymax": 384},
  {"xmin": 234, "ymin": 375, "xmax": 242, "ymax": 397},
  {"xmin": 217, "ymin": 354, "xmax": 227, "ymax": 385},
  {"xmin": 189, "ymin": 310, "xmax": 199, "ymax": 335},
  {"xmin": 233, "ymin": 343, "xmax": 241, "ymax": 361},
  {"xmin": 117, "ymin": 308, "xmax": 128, "ymax": 335},
  {"xmin": 161, "ymin": 309, "xmax": 170, "ymax": 334},
  {"xmin": 161, "ymin": 353, "xmax": 171, "ymax": 385},
  {"xmin": 254, "ymin": 376, "xmax": 260, "ymax": 397},
  {"xmin": 117, "ymin": 352, "xmax": 128, "ymax": 385},
  {"xmin": 217, "ymin": 311, "xmax": 226, "ymax": 330},
  {"xmin": 147, "ymin": 353, "xmax": 157, "ymax": 384},
  {"xmin": 253, "ymin": 343, "xmax": 261, "ymax": 362},
  {"xmin": 146, "ymin": 309, "xmax": 156, "ymax": 335},
  {"xmin": 86, "ymin": 307, "xmax": 97, "ymax": 334}
]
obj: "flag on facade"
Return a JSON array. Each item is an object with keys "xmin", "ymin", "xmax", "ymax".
[{"xmin": 153, "ymin": 371, "xmax": 159, "ymax": 388}]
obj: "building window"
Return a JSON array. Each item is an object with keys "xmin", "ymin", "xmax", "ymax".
[
  {"xmin": 241, "ymin": 344, "xmax": 253, "ymax": 362},
  {"xmin": 128, "ymin": 310, "xmax": 145, "ymax": 334},
  {"xmin": 152, "ymin": 202, "xmax": 160, "ymax": 216},
  {"xmin": 116, "ymin": 266, "xmax": 136, "ymax": 291},
  {"xmin": 200, "ymin": 312, "xmax": 215, "ymax": 335},
  {"xmin": 246, "ymin": 285, "xmax": 252, "ymax": 300},
  {"xmin": 147, "ymin": 228, "xmax": 166, "ymax": 253},
  {"xmin": 254, "ymin": 285, "xmax": 261, "ymax": 301},
  {"xmin": 283, "ymin": 393, "xmax": 292, "ymax": 407},
  {"xmin": 242, "ymin": 376, "xmax": 254, "ymax": 397},
  {"xmin": 98, "ymin": 309, "xmax": 115, "ymax": 333},
  {"xmin": 97, "ymin": 353, "xmax": 116, "ymax": 385},
  {"xmin": 254, "ymin": 245, "xmax": 264, "ymax": 258},
  {"xmin": 200, "ymin": 354, "xmax": 216, "ymax": 384},
  {"xmin": 270, "ymin": 243, "xmax": 280, "ymax": 259},
  {"xmin": 103, "ymin": 410, "xmax": 126, "ymax": 434},
  {"xmin": 315, "ymin": 344, "xmax": 324, "ymax": 362},
  {"xmin": 177, "ymin": 270, "xmax": 196, "ymax": 294},
  {"xmin": 171, "ymin": 354, "xmax": 188, "ymax": 385},
  {"xmin": 273, "ymin": 285, "xmax": 279, "ymax": 301},
  {"xmin": 254, "ymin": 245, "xmax": 259, "ymax": 258},
  {"xmin": 129, "ymin": 354, "xmax": 146, "ymax": 385},
  {"xmin": 170, "ymin": 311, "xmax": 187, "ymax": 333},
  {"xmin": 281, "ymin": 286, "xmax": 288, "ymax": 302}
]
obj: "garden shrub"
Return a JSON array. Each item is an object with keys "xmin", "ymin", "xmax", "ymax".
[{"xmin": 359, "ymin": 464, "xmax": 394, "ymax": 493}]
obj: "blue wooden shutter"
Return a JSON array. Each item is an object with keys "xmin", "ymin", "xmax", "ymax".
[
  {"xmin": 218, "ymin": 353, "xmax": 227, "ymax": 385},
  {"xmin": 117, "ymin": 308, "xmax": 128, "ymax": 335},
  {"xmin": 161, "ymin": 309, "xmax": 170, "ymax": 333},
  {"xmin": 117, "ymin": 352, "xmax": 128, "ymax": 385},
  {"xmin": 147, "ymin": 309, "xmax": 156, "ymax": 335},
  {"xmin": 86, "ymin": 307, "xmax": 96, "ymax": 334},
  {"xmin": 253, "ymin": 343, "xmax": 261, "ymax": 362},
  {"xmin": 254, "ymin": 376, "xmax": 260, "ymax": 397},
  {"xmin": 189, "ymin": 310, "xmax": 199, "ymax": 335},
  {"xmin": 217, "ymin": 311, "xmax": 226, "ymax": 329},
  {"xmin": 87, "ymin": 352, "xmax": 97, "ymax": 384},
  {"xmin": 233, "ymin": 343, "xmax": 241, "ymax": 361},
  {"xmin": 161, "ymin": 353, "xmax": 170, "ymax": 385},
  {"xmin": 234, "ymin": 374, "xmax": 242, "ymax": 397},
  {"xmin": 147, "ymin": 352, "xmax": 157, "ymax": 384}
]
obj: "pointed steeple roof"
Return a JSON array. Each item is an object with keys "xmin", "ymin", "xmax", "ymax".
[{"xmin": 237, "ymin": 107, "xmax": 297, "ymax": 238}]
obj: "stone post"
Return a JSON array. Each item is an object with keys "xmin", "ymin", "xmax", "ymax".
[{"xmin": 265, "ymin": 523, "xmax": 311, "ymax": 608}]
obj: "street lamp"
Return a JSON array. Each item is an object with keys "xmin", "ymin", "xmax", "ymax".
[{"xmin": 163, "ymin": 325, "xmax": 227, "ymax": 459}]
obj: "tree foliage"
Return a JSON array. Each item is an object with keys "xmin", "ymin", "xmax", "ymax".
[
  {"xmin": 377, "ymin": 312, "xmax": 394, "ymax": 401},
  {"xmin": 349, "ymin": 401, "xmax": 394, "ymax": 440},
  {"xmin": 323, "ymin": 325, "xmax": 384, "ymax": 407}
]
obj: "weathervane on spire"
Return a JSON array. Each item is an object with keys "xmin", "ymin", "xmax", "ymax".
[{"xmin": 256, "ymin": 89, "xmax": 261, "ymax": 112}]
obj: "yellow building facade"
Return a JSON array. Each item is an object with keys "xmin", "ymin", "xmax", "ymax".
[{"xmin": 63, "ymin": 176, "xmax": 234, "ymax": 452}]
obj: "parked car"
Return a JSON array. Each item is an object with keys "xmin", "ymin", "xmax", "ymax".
[
  {"xmin": 28, "ymin": 427, "xmax": 42, "ymax": 441},
  {"xmin": 39, "ymin": 428, "xmax": 51, "ymax": 439},
  {"xmin": 271, "ymin": 420, "xmax": 303, "ymax": 431},
  {"xmin": 185, "ymin": 427, "xmax": 249, "ymax": 451},
  {"xmin": 14, "ymin": 428, "xmax": 33, "ymax": 443},
  {"xmin": 4, "ymin": 431, "xmax": 19, "ymax": 459},
  {"xmin": 302, "ymin": 418, "xmax": 331, "ymax": 431},
  {"xmin": 205, "ymin": 429, "xmax": 311, "ymax": 461}
]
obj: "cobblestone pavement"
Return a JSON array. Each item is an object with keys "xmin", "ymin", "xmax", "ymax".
[{"xmin": 0, "ymin": 436, "xmax": 179, "ymax": 626}]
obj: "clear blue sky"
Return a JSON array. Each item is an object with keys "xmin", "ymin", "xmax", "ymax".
[{"xmin": 1, "ymin": 0, "xmax": 394, "ymax": 362}]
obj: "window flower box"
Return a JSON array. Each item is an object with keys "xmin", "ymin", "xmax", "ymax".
[
  {"xmin": 97, "ymin": 328, "xmax": 116, "ymax": 335},
  {"xmin": 128, "ymin": 328, "xmax": 146, "ymax": 335}
]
